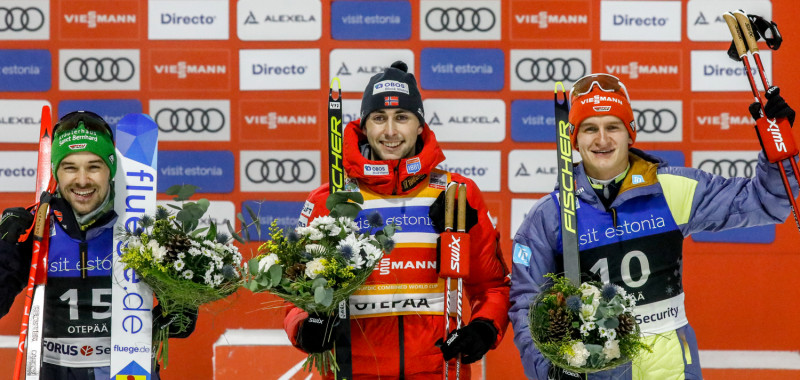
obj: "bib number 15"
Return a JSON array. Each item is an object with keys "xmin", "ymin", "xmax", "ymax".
[{"xmin": 589, "ymin": 250, "xmax": 650, "ymax": 288}]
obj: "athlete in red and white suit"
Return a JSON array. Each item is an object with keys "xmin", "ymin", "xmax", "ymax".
[{"xmin": 284, "ymin": 118, "xmax": 510, "ymax": 379}]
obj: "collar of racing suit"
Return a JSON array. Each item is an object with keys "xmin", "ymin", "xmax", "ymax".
[
  {"xmin": 574, "ymin": 148, "xmax": 666, "ymax": 211},
  {"xmin": 342, "ymin": 119, "xmax": 446, "ymax": 195}
]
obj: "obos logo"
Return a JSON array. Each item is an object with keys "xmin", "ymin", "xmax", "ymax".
[
  {"xmin": 631, "ymin": 100, "xmax": 682, "ymax": 143},
  {"xmin": 438, "ymin": 150, "xmax": 500, "ymax": 192},
  {"xmin": 240, "ymin": 100, "xmax": 319, "ymax": 142},
  {"xmin": 0, "ymin": 49, "xmax": 51, "ymax": 91},
  {"xmin": 331, "ymin": 1, "xmax": 411, "ymax": 41},
  {"xmin": 364, "ymin": 164, "xmax": 390, "ymax": 176},
  {"xmin": 58, "ymin": 49, "xmax": 139, "ymax": 91},
  {"xmin": 0, "ymin": 151, "xmax": 38, "ymax": 192},
  {"xmin": 691, "ymin": 100, "xmax": 756, "ymax": 143},
  {"xmin": 0, "ymin": 100, "xmax": 50, "ymax": 143},
  {"xmin": 330, "ymin": 49, "xmax": 414, "ymax": 92},
  {"xmin": 0, "ymin": 0, "xmax": 49, "ymax": 40},
  {"xmin": 600, "ymin": 1, "xmax": 681, "ymax": 42},
  {"xmin": 421, "ymin": 48, "xmax": 504, "ymax": 91},
  {"xmin": 420, "ymin": 0, "xmax": 501, "ymax": 41},
  {"xmin": 510, "ymin": 49, "xmax": 591, "ymax": 91},
  {"xmin": 508, "ymin": 149, "xmax": 580, "ymax": 193},
  {"xmin": 687, "ymin": 0, "xmax": 771, "ymax": 41},
  {"xmin": 241, "ymin": 49, "xmax": 320, "ymax": 91},
  {"xmin": 237, "ymin": 0, "xmax": 321, "ymax": 41},
  {"xmin": 148, "ymin": 0, "xmax": 228, "ymax": 40},
  {"xmin": 151, "ymin": 99, "xmax": 230, "ymax": 142},
  {"xmin": 510, "ymin": 0, "xmax": 590, "ymax": 41},
  {"xmin": 691, "ymin": 50, "xmax": 771, "ymax": 92},
  {"xmin": 424, "ymin": 99, "xmax": 505, "ymax": 142},
  {"xmin": 691, "ymin": 150, "xmax": 774, "ymax": 244},
  {"xmin": 240, "ymin": 150, "xmax": 320, "ymax": 192}
]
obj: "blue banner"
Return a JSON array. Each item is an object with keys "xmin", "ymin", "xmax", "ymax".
[
  {"xmin": 158, "ymin": 150, "xmax": 234, "ymax": 193},
  {"xmin": 331, "ymin": 1, "xmax": 411, "ymax": 40},
  {"xmin": 420, "ymin": 48, "xmax": 504, "ymax": 91},
  {"xmin": 59, "ymin": 100, "xmax": 142, "ymax": 134},
  {"xmin": 511, "ymin": 100, "xmax": 555, "ymax": 142},
  {"xmin": 0, "ymin": 49, "xmax": 51, "ymax": 92}
]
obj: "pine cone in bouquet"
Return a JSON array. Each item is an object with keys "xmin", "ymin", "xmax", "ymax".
[
  {"xmin": 547, "ymin": 307, "xmax": 572, "ymax": 341},
  {"xmin": 616, "ymin": 313, "xmax": 635, "ymax": 336},
  {"xmin": 165, "ymin": 233, "xmax": 192, "ymax": 260},
  {"xmin": 285, "ymin": 263, "xmax": 306, "ymax": 281}
]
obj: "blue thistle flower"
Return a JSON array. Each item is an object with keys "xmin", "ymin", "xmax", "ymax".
[
  {"xmin": 601, "ymin": 283, "xmax": 617, "ymax": 301},
  {"xmin": 339, "ymin": 245, "xmax": 354, "ymax": 260},
  {"xmin": 287, "ymin": 230, "xmax": 299, "ymax": 243},
  {"xmin": 566, "ymin": 295, "xmax": 582, "ymax": 313},
  {"xmin": 367, "ymin": 211, "xmax": 384, "ymax": 228},
  {"xmin": 133, "ymin": 227, "xmax": 144, "ymax": 237},
  {"xmin": 383, "ymin": 239, "xmax": 395, "ymax": 253},
  {"xmin": 301, "ymin": 251, "xmax": 312, "ymax": 260},
  {"xmin": 215, "ymin": 233, "xmax": 229, "ymax": 244},
  {"xmin": 222, "ymin": 265, "xmax": 237, "ymax": 280}
]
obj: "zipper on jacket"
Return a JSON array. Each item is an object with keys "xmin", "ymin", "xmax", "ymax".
[
  {"xmin": 79, "ymin": 241, "xmax": 88, "ymax": 279},
  {"xmin": 611, "ymin": 208, "xmax": 618, "ymax": 229},
  {"xmin": 393, "ymin": 161, "xmax": 401, "ymax": 195},
  {"xmin": 398, "ymin": 315, "xmax": 405, "ymax": 379}
]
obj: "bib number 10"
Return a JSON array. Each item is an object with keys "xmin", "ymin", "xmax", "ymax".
[{"xmin": 589, "ymin": 250, "xmax": 650, "ymax": 288}]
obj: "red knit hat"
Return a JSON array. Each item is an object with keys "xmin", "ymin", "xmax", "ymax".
[{"xmin": 568, "ymin": 74, "xmax": 636, "ymax": 149}]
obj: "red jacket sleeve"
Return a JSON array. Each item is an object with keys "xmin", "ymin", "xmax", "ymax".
[{"xmin": 451, "ymin": 174, "xmax": 511, "ymax": 348}]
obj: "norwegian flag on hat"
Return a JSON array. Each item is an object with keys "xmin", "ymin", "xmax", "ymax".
[{"xmin": 384, "ymin": 96, "xmax": 399, "ymax": 106}]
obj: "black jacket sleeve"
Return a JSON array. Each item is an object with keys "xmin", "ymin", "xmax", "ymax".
[{"xmin": 0, "ymin": 233, "xmax": 33, "ymax": 318}]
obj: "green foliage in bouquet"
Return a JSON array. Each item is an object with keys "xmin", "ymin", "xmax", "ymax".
[
  {"xmin": 529, "ymin": 273, "xmax": 651, "ymax": 374},
  {"xmin": 118, "ymin": 184, "xmax": 245, "ymax": 366},
  {"xmin": 244, "ymin": 190, "xmax": 397, "ymax": 375}
]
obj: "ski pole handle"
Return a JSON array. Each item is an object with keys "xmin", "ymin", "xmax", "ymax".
[
  {"xmin": 723, "ymin": 13, "xmax": 748, "ymax": 59},
  {"xmin": 444, "ymin": 183, "xmax": 456, "ymax": 231},
  {"xmin": 734, "ymin": 10, "xmax": 759, "ymax": 54},
  {"xmin": 456, "ymin": 184, "xmax": 466, "ymax": 233}
]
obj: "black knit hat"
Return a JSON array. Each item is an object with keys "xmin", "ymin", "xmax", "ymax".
[{"xmin": 360, "ymin": 61, "xmax": 425, "ymax": 125}]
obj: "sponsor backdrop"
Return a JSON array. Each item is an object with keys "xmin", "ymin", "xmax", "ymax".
[{"xmin": 1, "ymin": 0, "xmax": 799, "ymax": 378}]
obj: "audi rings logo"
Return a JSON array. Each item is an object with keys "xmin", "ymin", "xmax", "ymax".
[
  {"xmin": 155, "ymin": 108, "xmax": 225, "ymax": 133},
  {"xmin": 634, "ymin": 108, "xmax": 678, "ymax": 134},
  {"xmin": 515, "ymin": 58, "xmax": 586, "ymax": 83},
  {"xmin": 425, "ymin": 7, "xmax": 496, "ymax": 32},
  {"xmin": 64, "ymin": 57, "xmax": 135, "ymax": 82},
  {"xmin": 697, "ymin": 159, "xmax": 757, "ymax": 178},
  {"xmin": 0, "ymin": 7, "xmax": 45, "ymax": 32},
  {"xmin": 245, "ymin": 158, "xmax": 316, "ymax": 184}
]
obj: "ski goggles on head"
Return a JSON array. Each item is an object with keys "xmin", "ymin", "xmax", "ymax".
[
  {"xmin": 569, "ymin": 74, "xmax": 631, "ymax": 105},
  {"xmin": 53, "ymin": 110, "xmax": 113, "ymax": 138}
]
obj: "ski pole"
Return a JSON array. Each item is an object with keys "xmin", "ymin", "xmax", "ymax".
[
  {"xmin": 724, "ymin": 11, "xmax": 800, "ymax": 232},
  {"xmin": 441, "ymin": 182, "xmax": 456, "ymax": 380},
  {"xmin": 454, "ymin": 183, "xmax": 470, "ymax": 380},
  {"xmin": 14, "ymin": 106, "xmax": 54, "ymax": 380}
]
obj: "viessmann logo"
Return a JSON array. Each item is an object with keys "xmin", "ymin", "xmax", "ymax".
[
  {"xmin": 514, "ymin": 11, "xmax": 588, "ymax": 29},
  {"xmin": 63, "ymin": 11, "xmax": 135, "ymax": 28},
  {"xmin": 153, "ymin": 61, "xmax": 226, "ymax": 79},
  {"xmin": 696, "ymin": 112, "xmax": 754, "ymax": 130},
  {"xmin": 244, "ymin": 112, "xmax": 317, "ymax": 129},
  {"xmin": 605, "ymin": 62, "xmax": 678, "ymax": 80}
]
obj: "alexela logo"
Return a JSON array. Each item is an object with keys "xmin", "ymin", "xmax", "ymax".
[
  {"xmin": 425, "ymin": 99, "xmax": 505, "ymax": 142},
  {"xmin": 686, "ymin": 0, "xmax": 772, "ymax": 41},
  {"xmin": 237, "ymin": 0, "xmax": 321, "ymax": 41},
  {"xmin": 329, "ymin": 49, "xmax": 415, "ymax": 92},
  {"xmin": 153, "ymin": 61, "xmax": 226, "ymax": 79},
  {"xmin": 64, "ymin": 11, "xmax": 135, "ymax": 28},
  {"xmin": 364, "ymin": 164, "xmax": 390, "ymax": 176},
  {"xmin": 605, "ymin": 62, "xmax": 678, "ymax": 80},
  {"xmin": 600, "ymin": 1, "xmax": 681, "ymax": 42},
  {"xmin": 514, "ymin": 11, "xmax": 588, "ymax": 29},
  {"xmin": 240, "ymin": 49, "xmax": 320, "ymax": 91},
  {"xmin": 0, "ymin": 100, "xmax": 50, "ymax": 143},
  {"xmin": 373, "ymin": 80, "xmax": 409, "ymax": 95},
  {"xmin": 148, "ymin": 0, "xmax": 228, "ymax": 40}
]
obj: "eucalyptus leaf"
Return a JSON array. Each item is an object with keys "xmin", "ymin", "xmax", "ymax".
[
  {"xmin": 175, "ymin": 184, "xmax": 200, "ymax": 201},
  {"xmin": 312, "ymin": 277, "xmax": 328, "ymax": 289},
  {"xmin": 314, "ymin": 286, "xmax": 326, "ymax": 305},
  {"xmin": 320, "ymin": 287, "xmax": 333, "ymax": 307},
  {"xmin": 167, "ymin": 204, "xmax": 182, "ymax": 211},
  {"xmin": 236, "ymin": 212, "xmax": 246, "ymax": 224},
  {"xmin": 268, "ymin": 264, "xmax": 283, "ymax": 285},
  {"xmin": 205, "ymin": 222, "xmax": 217, "ymax": 241},
  {"xmin": 248, "ymin": 258, "xmax": 260, "ymax": 276},
  {"xmin": 331, "ymin": 203, "xmax": 361, "ymax": 220},
  {"xmin": 165, "ymin": 184, "xmax": 183, "ymax": 196},
  {"xmin": 244, "ymin": 204, "xmax": 261, "ymax": 237},
  {"xmin": 602, "ymin": 317, "xmax": 620, "ymax": 329},
  {"xmin": 196, "ymin": 198, "xmax": 210, "ymax": 213},
  {"xmin": 227, "ymin": 220, "xmax": 245, "ymax": 244}
]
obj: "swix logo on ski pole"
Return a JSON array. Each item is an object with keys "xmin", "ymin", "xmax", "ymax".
[
  {"xmin": 446, "ymin": 331, "xmax": 459, "ymax": 345},
  {"xmin": 448, "ymin": 235, "xmax": 461, "ymax": 273},
  {"xmin": 765, "ymin": 118, "xmax": 788, "ymax": 153},
  {"xmin": 605, "ymin": 62, "xmax": 678, "ymax": 79},
  {"xmin": 514, "ymin": 11, "xmax": 588, "ymax": 29}
]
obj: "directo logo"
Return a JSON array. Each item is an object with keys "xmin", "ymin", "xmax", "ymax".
[
  {"xmin": 514, "ymin": 11, "xmax": 587, "ymax": 29},
  {"xmin": 251, "ymin": 64, "xmax": 307, "ymax": 75},
  {"xmin": 605, "ymin": 62, "xmax": 678, "ymax": 79},
  {"xmin": 613, "ymin": 14, "xmax": 668, "ymax": 26},
  {"xmin": 63, "ymin": 11, "xmax": 136, "ymax": 28}
]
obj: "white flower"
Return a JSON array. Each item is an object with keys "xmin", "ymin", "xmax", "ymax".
[
  {"xmin": 258, "ymin": 253, "xmax": 279, "ymax": 272},
  {"xmin": 347, "ymin": 251, "xmax": 366, "ymax": 270},
  {"xmin": 177, "ymin": 252, "xmax": 186, "ymax": 260},
  {"xmin": 337, "ymin": 233, "xmax": 363, "ymax": 252},
  {"xmin": 579, "ymin": 321, "xmax": 596, "ymax": 336},
  {"xmin": 173, "ymin": 259, "xmax": 185, "ymax": 271},
  {"xmin": 603, "ymin": 339, "xmax": 621, "ymax": 360},
  {"xmin": 565, "ymin": 341, "xmax": 590, "ymax": 367},
  {"xmin": 310, "ymin": 215, "xmax": 336, "ymax": 229},
  {"xmin": 580, "ymin": 283, "xmax": 602, "ymax": 307},
  {"xmin": 362, "ymin": 243, "xmax": 383, "ymax": 267},
  {"xmin": 613, "ymin": 284, "xmax": 627, "ymax": 298},
  {"xmin": 305, "ymin": 244, "xmax": 327, "ymax": 255},
  {"xmin": 599, "ymin": 327, "xmax": 617, "ymax": 340},
  {"xmin": 625, "ymin": 294, "xmax": 637, "ymax": 309},
  {"xmin": 148, "ymin": 240, "xmax": 168, "ymax": 263},
  {"xmin": 339, "ymin": 217, "xmax": 360, "ymax": 233},
  {"xmin": 182, "ymin": 270, "xmax": 194, "ymax": 280},
  {"xmin": 580, "ymin": 303, "xmax": 597, "ymax": 322},
  {"xmin": 305, "ymin": 258, "xmax": 326, "ymax": 279},
  {"xmin": 213, "ymin": 274, "xmax": 223, "ymax": 286},
  {"xmin": 326, "ymin": 224, "xmax": 342, "ymax": 236},
  {"xmin": 306, "ymin": 227, "xmax": 325, "ymax": 241},
  {"xmin": 188, "ymin": 247, "xmax": 201, "ymax": 256}
]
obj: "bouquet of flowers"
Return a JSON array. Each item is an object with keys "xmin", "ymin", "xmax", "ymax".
[
  {"xmin": 528, "ymin": 273, "xmax": 651, "ymax": 373},
  {"xmin": 245, "ymin": 190, "xmax": 396, "ymax": 376},
  {"xmin": 118, "ymin": 185, "xmax": 244, "ymax": 366}
]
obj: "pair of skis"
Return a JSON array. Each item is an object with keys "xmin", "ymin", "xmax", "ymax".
[
  {"xmin": 723, "ymin": 10, "xmax": 800, "ymax": 233},
  {"xmin": 14, "ymin": 109, "xmax": 160, "ymax": 379}
]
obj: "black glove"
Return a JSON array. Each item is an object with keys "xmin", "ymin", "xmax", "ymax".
[
  {"xmin": 0, "ymin": 207, "xmax": 34, "ymax": 244},
  {"xmin": 749, "ymin": 86, "xmax": 795, "ymax": 127},
  {"xmin": 436, "ymin": 319, "xmax": 497, "ymax": 364},
  {"xmin": 297, "ymin": 313, "xmax": 338, "ymax": 353},
  {"xmin": 548, "ymin": 365, "xmax": 587, "ymax": 380},
  {"xmin": 153, "ymin": 304, "xmax": 198, "ymax": 339},
  {"xmin": 429, "ymin": 188, "xmax": 479, "ymax": 233}
]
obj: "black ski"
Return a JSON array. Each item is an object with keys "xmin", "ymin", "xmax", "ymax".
[{"xmin": 555, "ymin": 83, "xmax": 580, "ymax": 285}]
